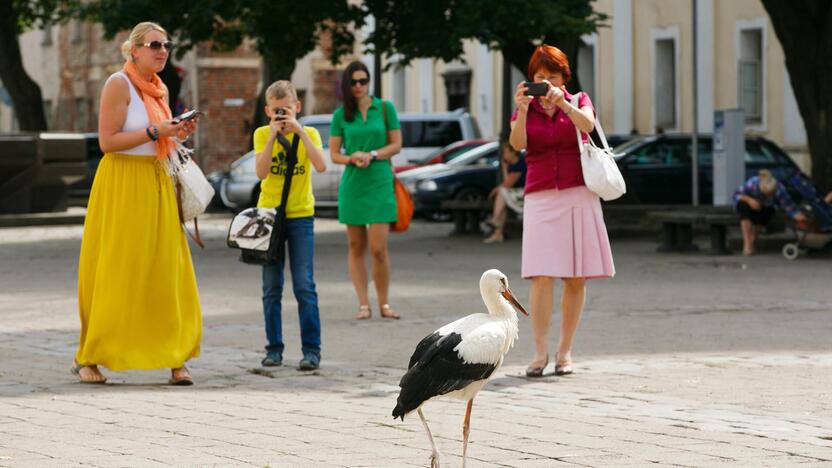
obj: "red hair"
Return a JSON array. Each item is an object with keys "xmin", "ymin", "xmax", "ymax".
[{"xmin": 527, "ymin": 44, "xmax": 571, "ymax": 83}]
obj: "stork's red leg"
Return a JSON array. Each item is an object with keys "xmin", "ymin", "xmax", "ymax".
[{"xmin": 462, "ymin": 398, "xmax": 473, "ymax": 468}]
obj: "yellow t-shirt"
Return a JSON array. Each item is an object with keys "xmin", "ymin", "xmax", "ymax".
[{"xmin": 253, "ymin": 125, "xmax": 321, "ymax": 218}]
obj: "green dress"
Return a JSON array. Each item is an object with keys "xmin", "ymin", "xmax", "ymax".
[{"xmin": 331, "ymin": 97, "xmax": 400, "ymax": 225}]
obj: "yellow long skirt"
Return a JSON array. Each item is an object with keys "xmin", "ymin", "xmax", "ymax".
[{"xmin": 75, "ymin": 153, "xmax": 201, "ymax": 370}]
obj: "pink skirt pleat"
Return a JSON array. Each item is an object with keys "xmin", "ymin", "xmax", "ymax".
[{"xmin": 521, "ymin": 186, "xmax": 615, "ymax": 279}]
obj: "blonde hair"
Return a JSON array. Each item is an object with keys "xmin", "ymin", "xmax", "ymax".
[
  {"xmin": 265, "ymin": 80, "xmax": 298, "ymax": 102},
  {"xmin": 758, "ymin": 169, "xmax": 777, "ymax": 196},
  {"xmin": 121, "ymin": 22, "xmax": 168, "ymax": 61}
]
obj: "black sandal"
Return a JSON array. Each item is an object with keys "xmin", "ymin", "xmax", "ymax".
[
  {"xmin": 71, "ymin": 361, "xmax": 107, "ymax": 384},
  {"xmin": 380, "ymin": 304, "xmax": 400, "ymax": 319},
  {"xmin": 554, "ymin": 353, "xmax": 573, "ymax": 376},
  {"xmin": 525, "ymin": 355, "xmax": 549, "ymax": 378}
]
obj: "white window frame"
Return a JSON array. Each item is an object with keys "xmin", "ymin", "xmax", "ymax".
[
  {"xmin": 579, "ymin": 33, "xmax": 600, "ymax": 113},
  {"xmin": 41, "ymin": 21, "xmax": 53, "ymax": 47},
  {"xmin": 736, "ymin": 18, "xmax": 767, "ymax": 132},
  {"xmin": 650, "ymin": 26, "xmax": 681, "ymax": 133},
  {"xmin": 388, "ymin": 53, "xmax": 407, "ymax": 112},
  {"xmin": 419, "ymin": 59, "xmax": 433, "ymax": 112}
]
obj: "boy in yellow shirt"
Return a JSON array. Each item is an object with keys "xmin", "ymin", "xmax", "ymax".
[{"xmin": 254, "ymin": 81, "xmax": 327, "ymax": 370}]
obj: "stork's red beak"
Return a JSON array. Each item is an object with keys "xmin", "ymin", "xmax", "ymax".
[{"xmin": 501, "ymin": 287, "xmax": 529, "ymax": 316}]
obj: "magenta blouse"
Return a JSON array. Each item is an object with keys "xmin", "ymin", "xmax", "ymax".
[{"xmin": 512, "ymin": 90, "xmax": 594, "ymax": 194}]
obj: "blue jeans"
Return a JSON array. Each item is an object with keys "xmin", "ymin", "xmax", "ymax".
[{"xmin": 262, "ymin": 216, "xmax": 321, "ymax": 356}]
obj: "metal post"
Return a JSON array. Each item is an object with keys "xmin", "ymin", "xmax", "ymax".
[{"xmin": 691, "ymin": 0, "xmax": 700, "ymax": 206}]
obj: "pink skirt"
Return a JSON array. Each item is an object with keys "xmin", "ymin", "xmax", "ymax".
[{"xmin": 522, "ymin": 185, "xmax": 615, "ymax": 279}]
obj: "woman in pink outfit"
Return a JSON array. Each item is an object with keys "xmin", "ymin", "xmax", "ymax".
[{"xmin": 509, "ymin": 44, "xmax": 615, "ymax": 378}]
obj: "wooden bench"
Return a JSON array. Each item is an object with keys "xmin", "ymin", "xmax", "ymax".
[
  {"xmin": 440, "ymin": 199, "xmax": 491, "ymax": 235},
  {"xmin": 439, "ymin": 198, "xmax": 524, "ymax": 237},
  {"xmin": 648, "ymin": 209, "xmax": 738, "ymax": 255},
  {"xmin": 703, "ymin": 213, "xmax": 737, "ymax": 255}
]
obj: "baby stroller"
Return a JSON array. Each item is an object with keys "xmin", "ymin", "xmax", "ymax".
[{"xmin": 782, "ymin": 174, "xmax": 832, "ymax": 260}]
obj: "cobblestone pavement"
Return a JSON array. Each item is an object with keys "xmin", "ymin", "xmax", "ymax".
[{"xmin": 1, "ymin": 216, "xmax": 831, "ymax": 467}]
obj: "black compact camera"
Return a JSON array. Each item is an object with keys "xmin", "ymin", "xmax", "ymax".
[{"xmin": 523, "ymin": 82, "xmax": 549, "ymax": 97}]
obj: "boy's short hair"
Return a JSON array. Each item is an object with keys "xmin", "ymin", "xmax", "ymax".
[{"xmin": 265, "ymin": 80, "xmax": 298, "ymax": 101}]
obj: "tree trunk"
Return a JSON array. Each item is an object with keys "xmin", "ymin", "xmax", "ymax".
[
  {"xmin": 0, "ymin": 0, "xmax": 48, "ymax": 131},
  {"xmin": 762, "ymin": 0, "xmax": 832, "ymax": 191}
]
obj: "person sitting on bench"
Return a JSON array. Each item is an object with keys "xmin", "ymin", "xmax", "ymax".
[
  {"xmin": 734, "ymin": 169, "xmax": 806, "ymax": 256},
  {"xmin": 483, "ymin": 142, "xmax": 526, "ymax": 243}
]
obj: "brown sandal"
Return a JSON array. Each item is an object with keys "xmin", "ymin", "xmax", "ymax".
[
  {"xmin": 71, "ymin": 361, "xmax": 107, "ymax": 384},
  {"xmin": 554, "ymin": 353, "xmax": 573, "ymax": 376},
  {"xmin": 525, "ymin": 355, "xmax": 549, "ymax": 378},
  {"xmin": 380, "ymin": 304, "xmax": 400, "ymax": 319},
  {"xmin": 356, "ymin": 305, "xmax": 371, "ymax": 320},
  {"xmin": 169, "ymin": 366, "xmax": 194, "ymax": 386}
]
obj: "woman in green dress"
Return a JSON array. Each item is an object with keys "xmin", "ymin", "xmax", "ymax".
[{"xmin": 329, "ymin": 61, "xmax": 403, "ymax": 320}]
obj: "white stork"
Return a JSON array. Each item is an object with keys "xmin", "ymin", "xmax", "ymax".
[{"xmin": 392, "ymin": 269, "xmax": 528, "ymax": 468}]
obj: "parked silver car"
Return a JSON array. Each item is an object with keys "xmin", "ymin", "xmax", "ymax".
[{"xmin": 221, "ymin": 109, "xmax": 481, "ymax": 209}]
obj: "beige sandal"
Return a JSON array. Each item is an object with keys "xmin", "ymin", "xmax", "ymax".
[
  {"xmin": 380, "ymin": 304, "xmax": 400, "ymax": 320},
  {"xmin": 356, "ymin": 304, "xmax": 371, "ymax": 320}
]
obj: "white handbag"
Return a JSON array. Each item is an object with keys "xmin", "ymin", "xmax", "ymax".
[
  {"xmin": 572, "ymin": 93, "xmax": 626, "ymax": 201},
  {"xmin": 167, "ymin": 143, "xmax": 215, "ymax": 247}
]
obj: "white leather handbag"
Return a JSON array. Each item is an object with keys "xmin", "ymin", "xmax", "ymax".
[
  {"xmin": 167, "ymin": 143, "xmax": 215, "ymax": 247},
  {"xmin": 572, "ymin": 93, "xmax": 626, "ymax": 201},
  {"xmin": 168, "ymin": 144, "xmax": 214, "ymax": 222}
]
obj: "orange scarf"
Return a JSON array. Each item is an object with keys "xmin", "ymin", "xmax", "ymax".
[{"xmin": 123, "ymin": 61, "xmax": 176, "ymax": 160}]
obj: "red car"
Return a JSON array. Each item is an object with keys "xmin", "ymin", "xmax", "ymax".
[{"xmin": 393, "ymin": 139, "xmax": 492, "ymax": 173}]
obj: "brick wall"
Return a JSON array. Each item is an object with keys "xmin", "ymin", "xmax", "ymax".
[{"xmin": 196, "ymin": 66, "xmax": 260, "ymax": 171}]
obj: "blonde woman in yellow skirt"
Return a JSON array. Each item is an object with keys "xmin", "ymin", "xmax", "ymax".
[{"xmin": 73, "ymin": 22, "xmax": 201, "ymax": 385}]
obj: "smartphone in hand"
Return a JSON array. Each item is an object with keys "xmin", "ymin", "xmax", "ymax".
[
  {"xmin": 173, "ymin": 109, "xmax": 203, "ymax": 123},
  {"xmin": 523, "ymin": 82, "xmax": 549, "ymax": 97}
]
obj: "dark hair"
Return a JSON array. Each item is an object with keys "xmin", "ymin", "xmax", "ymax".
[{"xmin": 341, "ymin": 61, "xmax": 370, "ymax": 122}]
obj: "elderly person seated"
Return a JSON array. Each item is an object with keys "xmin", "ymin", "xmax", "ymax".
[{"xmin": 734, "ymin": 169, "xmax": 806, "ymax": 256}]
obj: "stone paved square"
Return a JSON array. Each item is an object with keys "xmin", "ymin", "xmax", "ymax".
[{"xmin": 1, "ymin": 216, "xmax": 831, "ymax": 467}]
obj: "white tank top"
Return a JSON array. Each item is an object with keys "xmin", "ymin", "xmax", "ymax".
[{"xmin": 110, "ymin": 71, "xmax": 158, "ymax": 156}]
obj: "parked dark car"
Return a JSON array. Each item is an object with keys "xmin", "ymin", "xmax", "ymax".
[
  {"xmin": 398, "ymin": 141, "xmax": 500, "ymax": 217},
  {"xmin": 612, "ymin": 134, "xmax": 805, "ymax": 204}
]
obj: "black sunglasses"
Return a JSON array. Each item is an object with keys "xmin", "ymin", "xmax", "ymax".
[
  {"xmin": 141, "ymin": 41, "xmax": 175, "ymax": 51},
  {"xmin": 351, "ymin": 78, "xmax": 370, "ymax": 86}
]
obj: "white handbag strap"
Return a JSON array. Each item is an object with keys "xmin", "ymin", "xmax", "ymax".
[{"xmin": 571, "ymin": 92, "xmax": 611, "ymax": 151}]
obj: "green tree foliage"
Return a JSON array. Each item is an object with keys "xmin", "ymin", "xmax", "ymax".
[
  {"xmin": 81, "ymin": 0, "xmax": 363, "ymax": 125},
  {"xmin": 363, "ymin": 0, "xmax": 607, "ymax": 90}
]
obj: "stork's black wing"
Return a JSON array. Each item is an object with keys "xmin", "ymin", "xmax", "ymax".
[{"xmin": 392, "ymin": 332, "xmax": 497, "ymax": 420}]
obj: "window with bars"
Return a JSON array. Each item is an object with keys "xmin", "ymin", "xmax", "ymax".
[
  {"xmin": 654, "ymin": 38, "xmax": 676, "ymax": 131},
  {"xmin": 738, "ymin": 29, "xmax": 763, "ymax": 124},
  {"xmin": 41, "ymin": 21, "xmax": 53, "ymax": 46},
  {"xmin": 577, "ymin": 41, "xmax": 595, "ymax": 101},
  {"xmin": 393, "ymin": 66, "xmax": 406, "ymax": 111}
]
